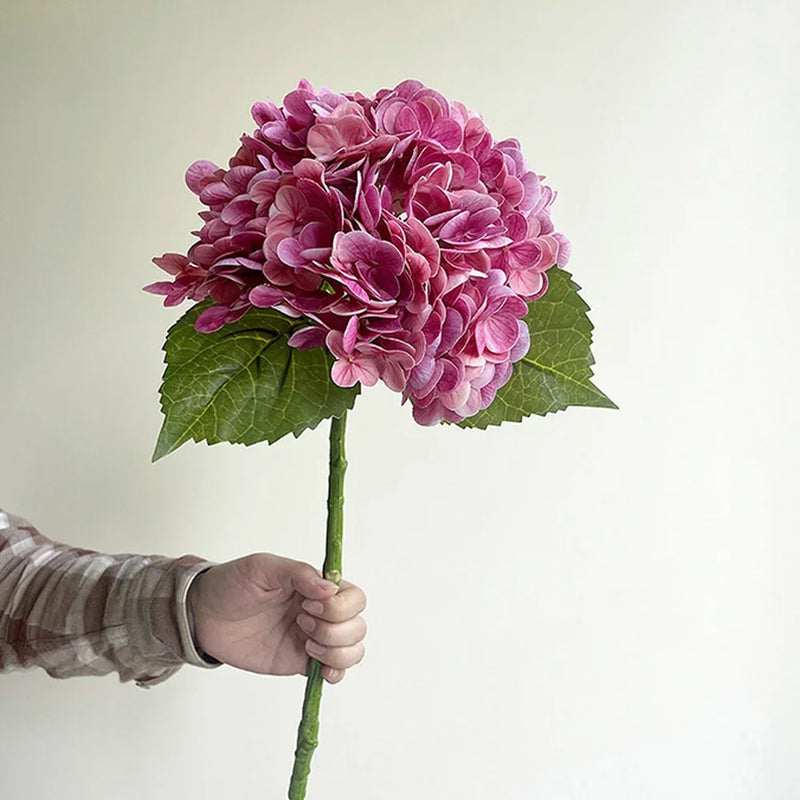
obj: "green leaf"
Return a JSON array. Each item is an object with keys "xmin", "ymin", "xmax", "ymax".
[
  {"xmin": 457, "ymin": 268, "xmax": 616, "ymax": 430},
  {"xmin": 153, "ymin": 303, "xmax": 360, "ymax": 461}
]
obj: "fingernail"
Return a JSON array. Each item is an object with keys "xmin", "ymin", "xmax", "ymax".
[
  {"xmin": 302, "ymin": 600, "xmax": 324, "ymax": 615},
  {"xmin": 324, "ymin": 668, "xmax": 342, "ymax": 683},
  {"xmin": 296, "ymin": 614, "xmax": 316, "ymax": 634},
  {"xmin": 306, "ymin": 639, "xmax": 326, "ymax": 658},
  {"xmin": 313, "ymin": 577, "xmax": 336, "ymax": 590}
]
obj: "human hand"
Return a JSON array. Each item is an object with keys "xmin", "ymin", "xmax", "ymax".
[{"xmin": 187, "ymin": 554, "xmax": 367, "ymax": 684}]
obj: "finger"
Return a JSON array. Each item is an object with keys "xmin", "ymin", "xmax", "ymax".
[
  {"xmin": 241, "ymin": 554, "xmax": 337, "ymax": 600},
  {"xmin": 296, "ymin": 612, "xmax": 367, "ymax": 648},
  {"xmin": 289, "ymin": 562, "xmax": 339, "ymax": 601},
  {"xmin": 301, "ymin": 662, "xmax": 346, "ymax": 683},
  {"xmin": 301, "ymin": 581, "xmax": 367, "ymax": 623},
  {"xmin": 305, "ymin": 639, "xmax": 365, "ymax": 670},
  {"xmin": 322, "ymin": 666, "xmax": 345, "ymax": 684}
]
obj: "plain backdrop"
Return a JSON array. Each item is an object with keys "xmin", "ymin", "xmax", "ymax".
[{"xmin": 1, "ymin": 1, "xmax": 796, "ymax": 798}]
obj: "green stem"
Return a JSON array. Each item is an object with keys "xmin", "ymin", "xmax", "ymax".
[{"xmin": 287, "ymin": 412, "xmax": 348, "ymax": 799}]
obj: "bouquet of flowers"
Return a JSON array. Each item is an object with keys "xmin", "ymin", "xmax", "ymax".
[{"xmin": 146, "ymin": 78, "xmax": 614, "ymax": 799}]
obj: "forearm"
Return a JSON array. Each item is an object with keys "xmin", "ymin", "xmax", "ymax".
[{"xmin": 0, "ymin": 510, "xmax": 220, "ymax": 687}]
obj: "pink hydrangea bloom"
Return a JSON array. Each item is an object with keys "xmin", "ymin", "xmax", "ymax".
[{"xmin": 146, "ymin": 79, "xmax": 570, "ymax": 425}]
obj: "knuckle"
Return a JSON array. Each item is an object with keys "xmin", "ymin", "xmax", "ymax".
[
  {"xmin": 328, "ymin": 668, "xmax": 344, "ymax": 684},
  {"xmin": 317, "ymin": 623, "xmax": 337, "ymax": 646},
  {"xmin": 326, "ymin": 650, "xmax": 345, "ymax": 669},
  {"xmin": 329, "ymin": 596, "xmax": 350, "ymax": 622},
  {"xmin": 334, "ymin": 646, "xmax": 359, "ymax": 670},
  {"xmin": 355, "ymin": 588, "xmax": 367, "ymax": 612},
  {"xmin": 319, "ymin": 616, "xmax": 366, "ymax": 647},
  {"xmin": 335, "ymin": 589, "xmax": 367, "ymax": 620}
]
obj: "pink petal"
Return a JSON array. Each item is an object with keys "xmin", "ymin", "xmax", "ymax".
[
  {"xmin": 505, "ymin": 241, "xmax": 543, "ymax": 270},
  {"xmin": 325, "ymin": 330, "xmax": 346, "ymax": 359},
  {"xmin": 554, "ymin": 233, "xmax": 571, "ymax": 267},
  {"xmin": 307, "ymin": 117, "xmax": 371, "ymax": 160},
  {"xmin": 224, "ymin": 166, "xmax": 259, "ymax": 194},
  {"xmin": 288, "ymin": 326, "xmax": 327, "ymax": 350},
  {"xmin": 331, "ymin": 357, "xmax": 378, "ymax": 388},
  {"xmin": 333, "ymin": 230, "xmax": 405, "ymax": 275},
  {"xmin": 276, "ymin": 238, "xmax": 306, "ymax": 267},
  {"xmin": 439, "ymin": 307, "xmax": 465, "ymax": 352},
  {"xmin": 152, "ymin": 253, "xmax": 190, "ymax": 275},
  {"xmin": 440, "ymin": 381, "xmax": 471, "ymax": 412},
  {"xmin": 185, "ymin": 160, "xmax": 219, "ymax": 195},
  {"xmin": 199, "ymin": 182, "xmax": 235, "ymax": 207},
  {"xmin": 274, "ymin": 186, "xmax": 307, "ymax": 218},
  {"xmin": 507, "ymin": 269, "xmax": 547, "ymax": 300},
  {"xmin": 142, "ymin": 281, "xmax": 173, "ymax": 296},
  {"xmin": 501, "ymin": 175, "xmax": 524, "ymax": 207},
  {"xmin": 438, "ymin": 210, "xmax": 470, "ymax": 242},
  {"xmin": 408, "ymin": 355, "xmax": 436, "ymax": 392},
  {"xmin": 249, "ymin": 285, "xmax": 284, "ymax": 307},
  {"xmin": 380, "ymin": 357, "xmax": 409, "ymax": 392},
  {"xmin": 504, "ymin": 212, "xmax": 527, "ymax": 242},
  {"xmin": 249, "ymin": 175, "xmax": 279, "ymax": 204},
  {"xmin": 293, "ymin": 158, "xmax": 326, "ymax": 181},
  {"xmin": 479, "ymin": 313, "xmax": 520, "ymax": 354},
  {"xmin": 429, "ymin": 117, "xmax": 463, "ymax": 150},
  {"xmin": 471, "ymin": 362, "xmax": 495, "ymax": 389},
  {"xmin": 220, "ymin": 196, "xmax": 256, "ymax": 226},
  {"xmin": 437, "ymin": 358, "xmax": 463, "ymax": 394},
  {"xmin": 352, "ymin": 357, "xmax": 381, "ymax": 387},
  {"xmin": 339, "ymin": 278, "xmax": 370, "ymax": 302},
  {"xmin": 343, "ymin": 315, "xmax": 359, "ymax": 352},
  {"xmin": 411, "ymin": 398, "xmax": 446, "ymax": 426},
  {"xmin": 195, "ymin": 305, "xmax": 230, "ymax": 333},
  {"xmin": 454, "ymin": 386, "xmax": 483, "ymax": 418},
  {"xmin": 479, "ymin": 384, "xmax": 498, "ymax": 409},
  {"xmin": 251, "ymin": 100, "xmax": 281, "ymax": 126},
  {"xmin": 509, "ymin": 321, "xmax": 530, "ymax": 361},
  {"xmin": 518, "ymin": 172, "xmax": 542, "ymax": 215}
]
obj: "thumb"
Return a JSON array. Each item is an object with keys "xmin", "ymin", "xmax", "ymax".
[{"xmin": 290, "ymin": 562, "xmax": 339, "ymax": 601}]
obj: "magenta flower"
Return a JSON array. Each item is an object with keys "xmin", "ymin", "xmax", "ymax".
[{"xmin": 146, "ymin": 79, "xmax": 570, "ymax": 424}]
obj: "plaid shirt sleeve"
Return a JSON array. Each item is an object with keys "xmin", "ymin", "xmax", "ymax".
[{"xmin": 0, "ymin": 509, "xmax": 222, "ymax": 688}]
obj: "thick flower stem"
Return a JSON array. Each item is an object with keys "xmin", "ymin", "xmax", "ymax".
[{"xmin": 287, "ymin": 411, "xmax": 348, "ymax": 800}]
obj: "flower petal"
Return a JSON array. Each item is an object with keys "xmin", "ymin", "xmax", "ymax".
[{"xmin": 288, "ymin": 326, "xmax": 327, "ymax": 350}]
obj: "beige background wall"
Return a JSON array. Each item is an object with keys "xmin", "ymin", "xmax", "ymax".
[{"xmin": 1, "ymin": 1, "xmax": 796, "ymax": 798}]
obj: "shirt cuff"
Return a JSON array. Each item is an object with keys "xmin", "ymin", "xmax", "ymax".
[
  {"xmin": 176, "ymin": 562, "xmax": 223, "ymax": 669},
  {"xmin": 134, "ymin": 558, "xmax": 222, "ymax": 689}
]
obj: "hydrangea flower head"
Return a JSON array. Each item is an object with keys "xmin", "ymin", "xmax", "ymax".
[{"xmin": 146, "ymin": 79, "xmax": 570, "ymax": 425}]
